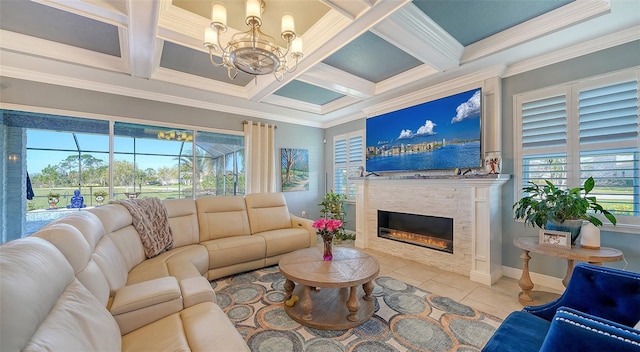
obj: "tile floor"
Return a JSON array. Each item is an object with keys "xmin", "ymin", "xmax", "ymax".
[{"xmin": 335, "ymin": 241, "xmax": 563, "ymax": 320}]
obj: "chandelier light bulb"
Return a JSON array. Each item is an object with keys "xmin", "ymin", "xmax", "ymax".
[
  {"xmin": 292, "ymin": 37, "xmax": 303, "ymax": 54},
  {"xmin": 246, "ymin": 0, "xmax": 261, "ymax": 20},
  {"xmin": 204, "ymin": 27, "xmax": 217, "ymax": 46},
  {"xmin": 211, "ymin": 3, "xmax": 227, "ymax": 27},
  {"xmin": 281, "ymin": 14, "xmax": 295, "ymax": 35}
]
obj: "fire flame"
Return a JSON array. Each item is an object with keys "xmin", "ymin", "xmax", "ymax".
[{"xmin": 383, "ymin": 229, "xmax": 450, "ymax": 250}]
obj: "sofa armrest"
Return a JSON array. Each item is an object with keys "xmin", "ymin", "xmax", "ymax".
[
  {"xmin": 179, "ymin": 276, "xmax": 216, "ymax": 308},
  {"xmin": 540, "ymin": 307, "xmax": 640, "ymax": 352},
  {"xmin": 290, "ymin": 215, "xmax": 315, "ymax": 246},
  {"xmin": 525, "ymin": 263, "xmax": 640, "ymax": 325},
  {"xmin": 111, "ymin": 277, "xmax": 183, "ymax": 334}
]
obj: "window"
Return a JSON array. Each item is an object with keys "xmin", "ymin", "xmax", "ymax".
[
  {"xmin": 114, "ymin": 122, "xmax": 194, "ymax": 200},
  {"xmin": 1, "ymin": 109, "xmax": 245, "ymax": 239},
  {"xmin": 515, "ymin": 69, "xmax": 639, "ymax": 230},
  {"xmin": 194, "ymin": 130, "xmax": 244, "ymax": 196},
  {"xmin": 333, "ymin": 131, "xmax": 363, "ymax": 199}
]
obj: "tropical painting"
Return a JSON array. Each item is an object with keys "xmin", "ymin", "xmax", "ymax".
[{"xmin": 281, "ymin": 148, "xmax": 309, "ymax": 192}]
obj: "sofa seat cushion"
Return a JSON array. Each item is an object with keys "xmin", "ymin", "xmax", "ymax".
[
  {"xmin": 201, "ymin": 235, "xmax": 266, "ymax": 269},
  {"xmin": 482, "ymin": 310, "xmax": 549, "ymax": 352},
  {"xmin": 121, "ymin": 302, "xmax": 249, "ymax": 352},
  {"xmin": 254, "ymin": 228, "xmax": 311, "ymax": 257},
  {"xmin": 127, "ymin": 245, "xmax": 208, "ymax": 285}
]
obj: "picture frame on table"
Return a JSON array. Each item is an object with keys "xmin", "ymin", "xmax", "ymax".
[{"xmin": 539, "ymin": 229, "xmax": 571, "ymax": 249}]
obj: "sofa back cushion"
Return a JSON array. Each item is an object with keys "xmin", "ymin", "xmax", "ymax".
[
  {"xmin": 245, "ymin": 193, "xmax": 292, "ymax": 234},
  {"xmin": 196, "ymin": 196, "xmax": 251, "ymax": 241},
  {"xmin": 31, "ymin": 222, "xmax": 111, "ymax": 306},
  {"xmin": 90, "ymin": 204, "xmax": 147, "ymax": 274},
  {"xmin": 165, "ymin": 198, "xmax": 200, "ymax": 247},
  {"xmin": 0, "ymin": 237, "xmax": 121, "ymax": 351}
]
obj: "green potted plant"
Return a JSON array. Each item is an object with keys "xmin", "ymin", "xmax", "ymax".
[
  {"xmin": 319, "ymin": 191, "xmax": 355, "ymax": 242},
  {"xmin": 513, "ymin": 177, "xmax": 617, "ymax": 244}
]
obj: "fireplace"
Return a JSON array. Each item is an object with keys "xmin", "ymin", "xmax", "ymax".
[{"xmin": 377, "ymin": 210, "xmax": 453, "ymax": 254}]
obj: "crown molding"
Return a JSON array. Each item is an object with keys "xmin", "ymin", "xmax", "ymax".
[
  {"xmin": 157, "ymin": 1, "xmax": 212, "ymax": 46},
  {"xmin": 262, "ymin": 95, "xmax": 322, "ymax": 114},
  {"xmin": 504, "ymin": 26, "xmax": 640, "ymax": 77},
  {"xmin": 151, "ymin": 67, "xmax": 247, "ymax": 98},
  {"xmin": 0, "ymin": 30, "xmax": 127, "ymax": 73},
  {"xmin": 0, "ymin": 52, "xmax": 324, "ymax": 128},
  {"xmin": 462, "ymin": 0, "xmax": 611, "ymax": 63},
  {"xmin": 36, "ymin": 0, "xmax": 128, "ymax": 27},
  {"xmin": 322, "ymin": 110, "xmax": 367, "ymax": 129},
  {"xmin": 375, "ymin": 64, "xmax": 439, "ymax": 95},
  {"xmin": 372, "ymin": 3, "xmax": 462, "ymax": 71},
  {"xmin": 299, "ymin": 62, "xmax": 375, "ymax": 99},
  {"xmin": 321, "ymin": 96, "xmax": 362, "ymax": 115},
  {"xmin": 118, "ymin": 28, "xmax": 132, "ymax": 74},
  {"xmin": 319, "ymin": 0, "xmax": 373, "ymax": 20}
]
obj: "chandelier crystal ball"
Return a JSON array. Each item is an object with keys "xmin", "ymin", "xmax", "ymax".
[{"xmin": 203, "ymin": 0, "xmax": 303, "ymax": 81}]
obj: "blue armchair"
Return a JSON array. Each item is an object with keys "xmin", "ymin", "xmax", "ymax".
[{"xmin": 482, "ymin": 263, "xmax": 640, "ymax": 352}]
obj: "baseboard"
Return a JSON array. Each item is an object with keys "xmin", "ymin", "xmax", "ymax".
[
  {"xmin": 470, "ymin": 267, "xmax": 503, "ymax": 286},
  {"xmin": 502, "ymin": 266, "xmax": 565, "ymax": 291}
]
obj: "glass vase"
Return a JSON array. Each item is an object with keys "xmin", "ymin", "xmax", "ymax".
[{"xmin": 323, "ymin": 234, "xmax": 333, "ymax": 261}]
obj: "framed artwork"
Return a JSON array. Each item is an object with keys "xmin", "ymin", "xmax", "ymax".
[
  {"xmin": 539, "ymin": 229, "xmax": 571, "ymax": 249},
  {"xmin": 281, "ymin": 148, "xmax": 309, "ymax": 192}
]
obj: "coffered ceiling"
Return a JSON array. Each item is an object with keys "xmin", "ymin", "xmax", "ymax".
[{"xmin": 1, "ymin": 0, "xmax": 639, "ymax": 127}]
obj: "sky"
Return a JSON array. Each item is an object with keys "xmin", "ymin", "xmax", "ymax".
[{"xmin": 366, "ymin": 88, "xmax": 481, "ymax": 148}]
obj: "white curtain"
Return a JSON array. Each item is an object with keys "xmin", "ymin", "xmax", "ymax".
[{"xmin": 244, "ymin": 121, "xmax": 277, "ymax": 194}]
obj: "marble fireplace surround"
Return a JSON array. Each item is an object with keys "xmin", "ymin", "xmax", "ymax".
[{"xmin": 353, "ymin": 175, "xmax": 510, "ymax": 286}]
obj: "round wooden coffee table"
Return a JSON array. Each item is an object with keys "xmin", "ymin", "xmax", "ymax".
[{"xmin": 279, "ymin": 247, "xmax": 379, "ymax": 330}]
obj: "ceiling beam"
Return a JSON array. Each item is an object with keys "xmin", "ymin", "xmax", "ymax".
[
  {"xmin": 127, "ymin": 0, "xmax": 161, "ymax": 78},
  {"xmin": 372, "ymin": 3, "xmax": 463, "ymax": 72},
  {"xmin": 298, "ymin": 63, "xmax": 375, "ymax": 99},
  {"xmin": 461, "ymin": 0, "xmax": 611, "ymax": 63}
]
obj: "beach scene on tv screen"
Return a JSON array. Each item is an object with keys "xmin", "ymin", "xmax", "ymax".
[{"xmin": 366, "ymin": 88, "xmax": 481, "ymax": 173}]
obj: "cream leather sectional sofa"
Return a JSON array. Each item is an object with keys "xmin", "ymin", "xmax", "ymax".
[{"xmin": 0, "ymin": 193, "xmax": 315, "ymax": 351}]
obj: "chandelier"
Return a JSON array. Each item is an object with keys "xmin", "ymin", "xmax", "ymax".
[
  {"xmin": 157, "ymin": 130, "xmax": 193, "ymax": 141},
  {"xmin": 203, "ymin": 0, "xmax": 303, "ymax": 82}
]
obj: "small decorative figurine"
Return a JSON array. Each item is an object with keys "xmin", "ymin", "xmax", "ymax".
[{"xmin": 67, "ymin": 190, "xmax": 86, "ymax": 208}]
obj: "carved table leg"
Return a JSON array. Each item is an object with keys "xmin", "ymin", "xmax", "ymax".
[
  {"xmin": 300, "ymin": 286, "xmax": 313, "ymax": 321},
  {"xmin": 363, "ymin": 281, "xmax": 374, "ymax": 301},
  {"xmin": 284, "ymin": 279, "xmax": 294, "ymax": 301},
  {"xmin": 518, "ymin": 250, "xmax": 534, "ymax": 304},
  {"xmin": 563, "ymin": 259, "xmax": 575, "ymax": 287},
  {"xmin": 347, "ymin": 286, "xmax": 360, "ymax": 322}
]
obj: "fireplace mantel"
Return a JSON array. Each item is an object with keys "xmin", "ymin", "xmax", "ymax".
[{"xmin": 353, "ymin": 174, "xmax": 510, "ymax": 286}]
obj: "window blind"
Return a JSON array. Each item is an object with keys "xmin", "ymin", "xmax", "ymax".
[
  {"xmin": 333, "ymin": 132, "xmax": 364, "ymax": 199},
  {"xmin": 522, "ymin": 95, "xmax": 567, "ymax": 152},
  {"xmin": 579, "ymin": 80, "xmax": 639, "ymax": 149}
]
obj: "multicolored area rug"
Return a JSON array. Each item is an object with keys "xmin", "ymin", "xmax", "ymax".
[{"xmin": 211, "ymin": 266, "xmax": 502, "ymax": 352}]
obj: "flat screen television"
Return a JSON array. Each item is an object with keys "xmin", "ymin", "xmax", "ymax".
[{"xmin": 366, "ymin": 88, "xmax": 481, "ymax": 173}]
